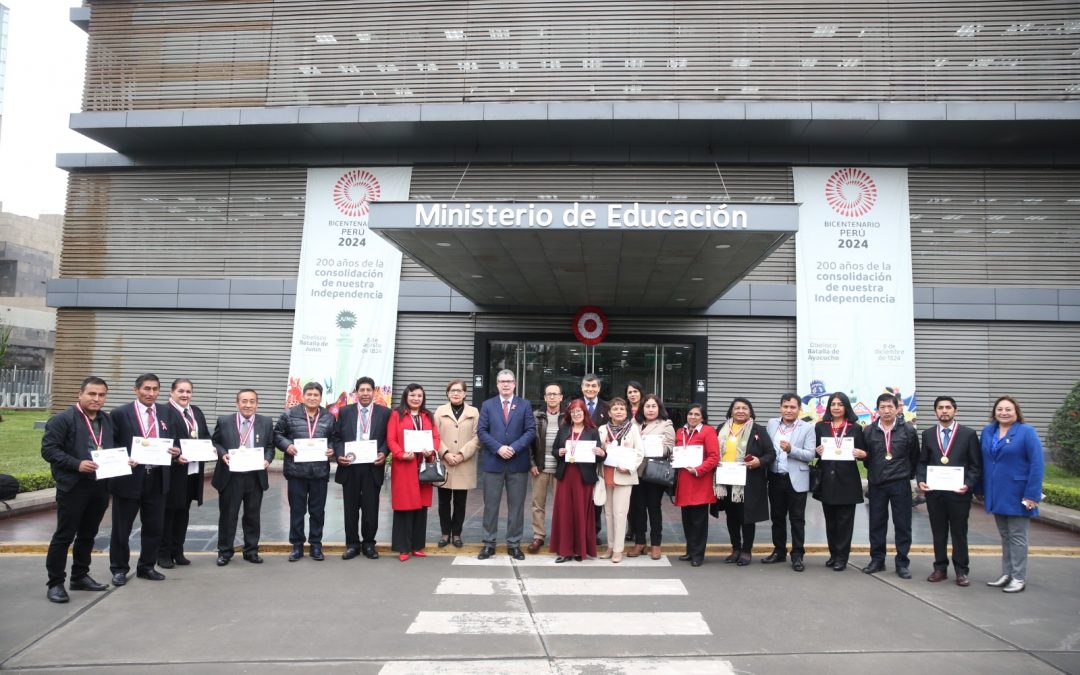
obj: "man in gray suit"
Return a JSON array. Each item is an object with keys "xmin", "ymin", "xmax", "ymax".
[{"xmin": 763, "ymin": 393, "xmax": 817, "ymax": 572}]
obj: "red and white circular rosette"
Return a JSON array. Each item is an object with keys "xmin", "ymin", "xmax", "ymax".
[{"xmin": 573, "ymin": 306, "xmax": 608, "ymax": 346}]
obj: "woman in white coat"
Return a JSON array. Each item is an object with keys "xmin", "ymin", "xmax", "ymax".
[{"xmin": 597, "ymin": 397, "xmax": 644, "ymax": 563}]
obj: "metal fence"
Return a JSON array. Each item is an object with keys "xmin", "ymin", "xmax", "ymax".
[{"xmin": 0, "ymin": 368, "xmax": 51, "ymax": 408}]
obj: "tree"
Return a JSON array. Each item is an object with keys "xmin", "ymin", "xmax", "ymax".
[
  {"xmin": 0, "ymin": 319, "xmax": 10, "ymax": 368},
  {"xmin": 1049, "ymin": 381, "xmax": 1080, "ymax": 475}
]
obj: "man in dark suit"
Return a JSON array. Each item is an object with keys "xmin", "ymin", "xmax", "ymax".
[
  {"xmin": 576, "ymin": 373, "xmax": 609, "ymax": 539},
  {"xmin": 333, "ymin": 376, "xmax": 390, "ymax": 560},
  {"xmin": 476, "ymin": 369, "xmax": 536, "ymax": 560},
  {"xmin": 108, "ymin": 373, "xmax": 182, "ymax": 586},
  {"xmin": 917, "ymin": 396, "xmax": 982, "ymax": 587},
  {"xmin": 41, "ymin": 376, "xmax": 114, "ymax": 603},
  {"xmin": 211, "ymin": 388, "xmax": 275, "ymax": 566},
  {"xmin": 159, "ymin": 378, "xmax": 209, "ymax": 569}
]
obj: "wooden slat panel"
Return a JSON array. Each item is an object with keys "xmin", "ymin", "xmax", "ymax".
[
  {"xmin": 83, "ymin": 0, "xmax": 1080, "ymax": 110},
  {"xmin": 706, "ymin": 317, "xmax": 797, "ymax": 418},
  {"xmin": 392, "ymin": 313, "xmax": 476, "ymax": 408}
]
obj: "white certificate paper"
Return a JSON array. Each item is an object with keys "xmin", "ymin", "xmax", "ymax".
[
  {"xmin": 92, "ymin": 447, "xmax": 131, "ymax": 480},
  {"xmin": 569, "ymin": 440, "xmax": 597, "ymax": 463},
  {"xmin": 825, "ymin": 436, "xmax": 855, "ymax": 461},
  {"xmin": 130, "ymin": 437, "xmax": 174, "ymax": 466},
  {"xmin": 180, "ymin": 439, "xmax": 217, "ymax": 462},
  {"xmin": 294, "ymin": 437, "xmax": 328, "ymax": 462},
  {"xmin": 715, "ymin": 462, "xmax": 748, "ymax": 486},
  {"xmin": 228, "ymin": 446, "xmax": 265, "ymax": 473},
  {"xmin": 672, "ymin": 445, "xmax": 704, "ymax": 469},
  {"xmin": 344, "ymin": 440, "xmax": 378, "ymax": 464},
  {"xmin": 927, "ymin": 465, "xmax": 965, "ymax": 491},
  {"xmin": 404, "ymin": 429, "xmax": 434, "ymax": 454},
  {"xmin": 642, "ymin": 436, "xmax": 664, "ymax": 458},
  {"xmin": 603, "ymin": 444, "xmax": 637, "ymax": 470}
]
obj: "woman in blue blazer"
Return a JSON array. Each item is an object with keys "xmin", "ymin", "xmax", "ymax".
[{"xmin": 979, "ymin": 395, "xmax": 1044, "ymax": 594}]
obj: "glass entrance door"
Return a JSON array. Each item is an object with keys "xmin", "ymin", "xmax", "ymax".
[{"xmin": 487, "ymin": 340, "xmax": 696, "ymax": 425}]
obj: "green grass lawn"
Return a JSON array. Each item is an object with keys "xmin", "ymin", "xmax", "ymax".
[
  {"xmin": 1044, "ymin": 464, "xmax": 1080, "ymax": 490},
  {"xmin": 0, "ymin": 409, "xmax": 49, "ymax": 475}
]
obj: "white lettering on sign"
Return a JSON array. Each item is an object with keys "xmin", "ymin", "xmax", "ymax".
[{"xmin": 414, "ymin": 202, "xmax": 749, "ymax": 229}]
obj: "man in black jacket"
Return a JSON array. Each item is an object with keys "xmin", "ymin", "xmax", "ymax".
[
  {"xmin": 861, "ymin": 392, "xmax": 920, "ymax": 579},
  {"xmin": 159, "ymin": 378, "xmax": 209, "ymax": 569},
  {"xmin": 333, "ymin": 376, "xmax": 390, "ymax": 560},
  {"xmin": 41, "ymin": 376, "xmax": 114, "ymax": 603}
]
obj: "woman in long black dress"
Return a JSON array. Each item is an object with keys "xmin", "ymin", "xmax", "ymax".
[{"xmin": 812, "ymin": 392, "xmax": 868, "ymax": 572}]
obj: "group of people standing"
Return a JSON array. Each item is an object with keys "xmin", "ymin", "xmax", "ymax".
[{"xmin": 41, "ymin": 371, "xmax": 1046, "ymax": 604}]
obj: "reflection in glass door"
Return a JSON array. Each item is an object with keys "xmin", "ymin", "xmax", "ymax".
[{"xmin": 486, "ymin": 340, "xmax": 695, "ymax": 426}]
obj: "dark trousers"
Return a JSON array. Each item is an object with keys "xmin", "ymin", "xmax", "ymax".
[
  {"xmin": 160, "ymin": 504, "xmax": 191, "ymax": 560},
  {"xmin": 722, "ymin": 498, "xmax": 756, "ymax": 551},
  {"xmin": 822, "ymin": 503, "xmax": 856, "ymax": 563},
  {"xmin": 109, "ymin": 471, "xmax": 166, "ymax": 575},
  {"xmin": 768, "ymin": 472, "xmax": 807, "ymax": 558},
  {"xmin": 631, "ymin": 482, "xmax": 665, "ymax": 546},
  {"xmin": 342, "ymin": 467, "xmax": 381, "ymax": 547},
  {"xmin": 217, "ymin": 473, "xmax": 263, "ymax": 556},
  {"xmin": 680, "ymin": 504, "xmax": 710, "ymax": 563},
  {"xmin": 286, "ymin": 477, "xmax": 328, "ymax": 546},
  {"xmin": 437, "ymin": 487, "xmax": 467, "ymax": 537},
  {"xmin": 392, "ymin": 507, "xmax": 428, "ymax": 553},
  {"xmin": 926, "ymin": 491, "xmax": 972, "ymax": 575},
  {"xmin": 868, "ymin": 479, "xmax": 913, "ymax": 567},
  {"xmin": 46, "ymin": 481, "xmax": 109, "ymax": 587}
]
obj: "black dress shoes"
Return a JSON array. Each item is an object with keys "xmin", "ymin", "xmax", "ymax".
[
  {"xmin": 761, "ymin": 550, "xmax": 787, "ymax": 564},
  {"xmin": 342, "ymin": 547, "xmax": 360, "ymax": 560},
  {"xmin": 157, "ymin": 556, "xmax": 175, "ymax": 569},
  {"xmin": 477, "ymin": 545, "xmax": 496, "ymax": 560},
  {"xmin": 216, "ymin": 555, "xmax": 230, "ymax": 567},
  {"xmin": 70, "ymin": 575, "xmax": 108, "ymax": 591},
  {"xmin": 896, "ymin": 566, "xmax": 912, "ymax": 579},
  {"xmin": 173, "ymin": 553, "xmax": 191, "ymax": 566},
  {"xmin": 362, "ymin": 545, "xmax": 379, "ymax": 560},
  {"xmin": 573, "ymin": 556, "xmax": 582, "ymax": 562},
  {"xmin": 508, "ymin": 546, "xmax": 525, "ymax": 561},
  {"xmin": 825, "ymin": 557, "xmax": 836, "ymax": 568},
  {"xmin": 736, "ymin": 551, "xmax": 752, "ymax": 566},
  {"xmin": 555, "ymin": 556, "xmax": 573, "ymax": 563},
  {"xmin": 47, "ymin": 585, "xmax": 70, "ymax": 603},
  {"xmin": 690, "ymin": 559, "xmax": 703, "ymax": 567},
  {"xmin": 242, "ymin": 553, "xmax": 263, "ymax": 564},
  {"xmin": 724, "ymin": 549, "xmax": 740, "ymax": 564},
  {"xmin": 862, "ymin": 560, "xmax": 886, "ymax": 575},
  {"xmin": 678, "ymin": 554, "xmax": 692, "ymax": 562},
  {"xmin": 832, "ymin": 560, "xmax": 847, "ymax": 572},
  {"xmin": 111, "ymin": 572, "xmax": 129, "ymax": 586},
  {"xmin": 310, "ymin": 544, "xmax": 325, "ymax": 561},
  {"xmin": 792, "ymin": 557, "xmax": 805, "ymax": 572},
  {"xmin": 288, "ymin": 545, "xmax": 303, "ymax": 562},
  {"xmin": 136, "ymin": 568, "xmax": 166, "ymax": 581}
]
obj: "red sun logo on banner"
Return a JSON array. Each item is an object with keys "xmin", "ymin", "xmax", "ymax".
[
  {"xmin": 573, "ymin": 306, "xmax": 608, "ymax": 346},
  {"xmin": 332, "ymin": 169, "xmax": 382, "ymax": 218},
  {"xmin": 825, "ymin": 168, "xmax": 878, "ymax": 218}
]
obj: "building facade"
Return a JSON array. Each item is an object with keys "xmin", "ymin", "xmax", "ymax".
[{"xmin": 51, "ymin": 1, "xmax": 1079, "ymax": 434}]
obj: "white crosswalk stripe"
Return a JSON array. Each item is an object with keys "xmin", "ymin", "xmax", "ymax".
[
  {"xmin": 406, "ymin": 611, "xmax": 711, "ymax": 635},
  {"xmin": 378, "ymin": 658, "xmax": 736, "ymax": 674},
  {"xmin": 452, "ymin": 555, "xmax": 671, "ymax": 567},
  {"xmin": 434, "ymin": 577, "xmax": 688, "ymax": 596}
]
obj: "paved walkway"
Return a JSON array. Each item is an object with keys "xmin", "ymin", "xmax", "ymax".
[{"xmin": 2, "ymin": 472, "xmax": 1078, "ymax": 554}]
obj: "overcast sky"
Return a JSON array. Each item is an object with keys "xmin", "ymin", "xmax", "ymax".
[{"xmin": 0, "ymin": 1, "xmax": 106, "ymax": 218}]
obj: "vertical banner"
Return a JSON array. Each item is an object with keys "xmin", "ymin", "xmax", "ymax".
[
  {"xmin": 794, "ymin": 167, "xmax": 917, "ymax": 424},
  {"xmin": 286, "ymin": 167, "xmax": 412, "ymax": 413}
]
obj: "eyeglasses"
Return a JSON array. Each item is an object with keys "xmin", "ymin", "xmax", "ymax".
[
  {"xmin": 448, "ymin": 389, "xmax": 465, "ymax": 394},
  {"xmin": 544, "ymin": 392, "xmax": 562, "ymax": 397}
]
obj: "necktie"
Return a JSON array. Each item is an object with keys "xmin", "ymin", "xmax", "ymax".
[
  {"xmin": 184, "ymin": 408, "xmax": 196, "ymax": 438},
  {"xmin": 942, "ymin": 427, "xmax": 951, "ymax": 449},
  {"xmin": 242, "ymin": 419, "xmax": 252, "ymax": 448},
  {"xmin": 588, "ymin": 400, "xmax": 595, "ymax": 417},
  {"xmin": 146, "ymin": 406, "xmax": 157, "ymax": 438},
  {"xmin": 502, "ymin": 399, "xmax": 510, "ymax": 423}
]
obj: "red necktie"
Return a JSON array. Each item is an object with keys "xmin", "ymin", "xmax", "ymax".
[
  {"xmin": 146, "ymin": 406, "xmax": 157, "ymax": 438},
  {"xmin": 502, "ymin": 399, "xmax": 510, "ymax": 423}
]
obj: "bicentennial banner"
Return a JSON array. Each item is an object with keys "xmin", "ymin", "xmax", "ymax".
[
  {"xmin": 793, "ymin": 167, "xmax": 917, "ymax": 424},
  {"xmin": 285, "ymin": 167, "xmax": 413, "ymax": 413}
]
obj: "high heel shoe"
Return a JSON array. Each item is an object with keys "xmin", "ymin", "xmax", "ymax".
[
  {"xmin": 412, "ymin": 550, "xmax": 426, "ymax": 557},
  {"xmin": 398, "ymin": 553, "xmax": 410, "ymax": 562}
]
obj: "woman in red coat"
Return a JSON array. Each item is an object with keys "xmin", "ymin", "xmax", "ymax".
[
  {"xmin": 387, "ymin": 383, "xmax": 440, "ymax": 561},
  {"xmin": 674, "ymin": 403, "xmax": 720, "ymax": 567}
]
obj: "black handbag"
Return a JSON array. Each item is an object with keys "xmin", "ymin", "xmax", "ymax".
[
  {"xmin": 809, "ymin": 461, "xmax": 823, "ymax": 498},
  {"xmin": 418, "ymin": 454, "xmax": 446, "ymax": 485},
  {"xmin": 641, "ymin": 458, "xmax": 676, "ymax": 489}
]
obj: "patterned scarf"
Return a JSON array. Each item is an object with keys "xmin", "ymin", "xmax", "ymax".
[{"xmin": 714, "ymin": 418, "xmax": 752, "ymax": 502}]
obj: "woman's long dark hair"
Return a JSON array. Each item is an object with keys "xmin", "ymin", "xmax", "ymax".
[
  {"xmin": 822, "ymin": 391, "xmax": 858, "ymax": 424},
  {"xmin": 725, "ymin": 397, "xmax": 756, "ymax": 420},
  {"xmin": 634, "ymin": 393, "xmax": 668, "ymax": 424},
  {"xmin": 396, "ymin": 383, "xmax": 431, "ymax": 421}
]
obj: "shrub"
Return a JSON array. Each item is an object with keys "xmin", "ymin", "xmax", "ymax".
[
  {"xmin": 13, "ymin": 470, "xmax": 55, "ymax": 493},
  {"xmin": 1043, "ymin": 483, "xmax": 1080, "ymax": 511},
  {"xmin": 1049, "ymin": 381, "xmax": 1080, "ymax": 475}
]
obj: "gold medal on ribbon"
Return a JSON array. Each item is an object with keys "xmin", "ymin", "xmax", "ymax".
[
  {"xmin": 834, "ymin": 448, "xmax": 841, "ymax": 456},
  {"xmin": 141, "ymin": 438, "xmax": 151, "ymax": 447},
  {"xmin": 886, "ymin": 454, "xmax": 893, "ymax": 461},
  {"xmin": 96, "ymin": 445, "xmax": 103, "ymax": 452},
  {"xmin": 941, "ymin": 456, "xmax": 949, "ymax": 464}
]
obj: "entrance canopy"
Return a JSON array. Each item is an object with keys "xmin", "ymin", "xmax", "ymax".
[{"xmin": 368, "ymin": 201, "xmax": 797, "ymax": 311}]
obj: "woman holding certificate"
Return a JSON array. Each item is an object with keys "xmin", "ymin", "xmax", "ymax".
[
  {"xmin": 597, "ymin": 398, "xmax": 644, "ymax": 563},
  {"xmin": 434, "ymin": 379, "xmax": 479, "ymax": 549},
  {"xmin": 387, "ymin": 384, "xmax": 441, "ymax": 562},
  {"xmin": 674, "ymin": 403, "xmax": 720, "ymax": 567},
  {"xmin": 813, "ymin": 392, "xmax": 868, "ymax": 572},
  {"xmin": 550, "ymin": 399, "xmax": 602, "ymax": 563},
  {"xmin": 623, "ymin": 382, "xmax": 645, "ymax": 546},
  {"xmin": 979, "ymin": 396, "xmax": 1044, "ymax": 594},
  {"xmin": 631, "ymin": 394, "xmax": 676, "ymax": 559},
  {"xmin": 712, "ymin": 398, "xmax": 774, "ymax": 567}
]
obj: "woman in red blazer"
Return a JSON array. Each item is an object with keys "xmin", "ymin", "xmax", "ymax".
[
  {"xmin": 674, "ymin": 403, "xmax": 720, "ymax": 567},
  {"xmin": 387, "ymin": 383, "xmax": 441, "ymax": 561}
]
